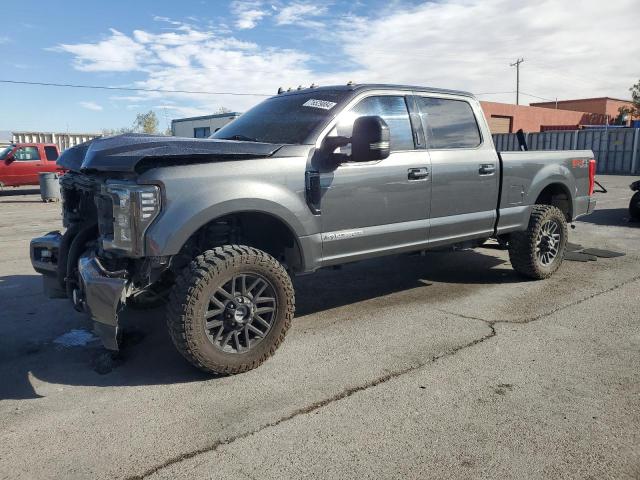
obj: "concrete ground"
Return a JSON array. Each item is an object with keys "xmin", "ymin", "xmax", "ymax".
[{"xmin": 0, "ymin": 176, "xmax": 638, "ymax": 480}]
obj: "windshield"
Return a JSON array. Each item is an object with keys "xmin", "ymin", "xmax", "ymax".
[
  {"xmin": 0, "ymin": 146, "xmax": 14, "ymax": 160},
  {"xmin": 212, "ymin": 91, "xmax": 348, "ymax": 144}
]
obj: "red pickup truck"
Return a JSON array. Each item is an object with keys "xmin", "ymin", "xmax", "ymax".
[{"xmin": 0, "ymin": 143, "xmax": 63, "ymax": 187}]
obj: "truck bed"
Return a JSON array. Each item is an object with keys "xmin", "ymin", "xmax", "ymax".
[{"xmin": 496, "ymin": 149, "xmax": 595, "ymax": 234}]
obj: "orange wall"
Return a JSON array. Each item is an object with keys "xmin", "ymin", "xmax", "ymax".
[
  {"xmin": 480, "ymin": 101, "xmax": 608, "ymax": 133},
  {"xmin": 531, "ymin": 98, "xmax": 634, "ymax": 119}
]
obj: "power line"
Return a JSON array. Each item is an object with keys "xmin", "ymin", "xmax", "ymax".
[
  {"xmin": 519, "ymin": 91, "xmax": 554, "ymax": 102},
  {"xmin": 474, "ymin": 91, "xmax": 516, "ymax": 96},
  {"xmin": 0, "ymin": 78, "xmax": 559, "ymax": 105},
  {"xmin": 0, "ymin": 79, "xmax": 271, "ymax": 96}
]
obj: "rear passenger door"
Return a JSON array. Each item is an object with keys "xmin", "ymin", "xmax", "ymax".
[
  {"xmin": 43, "ymin": 146, "xmax": 60, "ymax": 173},
  {"xmin": 415, "ymin": 95, "xmax": 499, "ymax": 246}
]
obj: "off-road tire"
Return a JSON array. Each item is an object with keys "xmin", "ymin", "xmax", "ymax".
[
  {"xmin": 629, "ymin": 191, "xmax": 640, "ymax": 221},
  {"xmin": 508, "ymin": 205, "xmax": 568, "ymax": 280},
  {"xmin": 167, "ymin": 245, "xmax": 294, "ymax": 374}
]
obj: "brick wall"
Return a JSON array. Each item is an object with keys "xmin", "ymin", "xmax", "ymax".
[
  {"xmin": 480, "ymin": 101, "xmax": 607, "ymax": 133},
  {"xmin": 531, "ymin": 98, "xmax": 634, "ymax": 122}
]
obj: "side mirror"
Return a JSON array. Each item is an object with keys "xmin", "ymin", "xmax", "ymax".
[
  {"xmin": 351, "ymin": 115, "xmax": 390, "ymax": 162},
  {"xmin": 5, "ymin": 151, "xmax": 15, "ymax": 163}
]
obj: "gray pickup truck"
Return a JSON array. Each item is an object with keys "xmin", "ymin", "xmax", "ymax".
[{"xmin": 30, "ymin": 83, "xmax": 596, "ymax": 374}]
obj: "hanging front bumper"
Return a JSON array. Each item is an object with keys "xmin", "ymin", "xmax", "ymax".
[{"xmin": 77, "ymin": 254, "xmax": 129, "ymax": 351}]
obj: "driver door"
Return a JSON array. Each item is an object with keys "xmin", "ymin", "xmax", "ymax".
[
  {"xmin": 317, "ymin": 94, "xmax": 431, "ymax": 266},
  {"xmin": 11, "ymin": 145, "xmax": 43, "ymax": 185}
]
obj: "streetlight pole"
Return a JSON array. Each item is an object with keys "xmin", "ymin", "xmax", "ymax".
[{"xmin": 510, "ymin": 58, "xmax": 524, "ymax": 105}]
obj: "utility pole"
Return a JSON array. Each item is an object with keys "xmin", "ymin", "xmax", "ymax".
[{"xmin": 510, "ymin": 58, "xmax": 524, "ymax": 105}]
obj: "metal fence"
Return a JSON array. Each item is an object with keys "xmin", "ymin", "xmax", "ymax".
[{"xmin": 492, "ymin": 128, "xmax": 640, "ymax": 175}]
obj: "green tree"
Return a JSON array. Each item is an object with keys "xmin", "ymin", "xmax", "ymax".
[
  {"xmin": 133, "ymin": 110, "xmax": 159, "ymax": 134},
  {"xmin": 102, "ymin": 110, "xmax": 163, "ymax": 137},
  {"xmin": 617, "ymin": 79, "xmax": 640, "ymax": 124}
]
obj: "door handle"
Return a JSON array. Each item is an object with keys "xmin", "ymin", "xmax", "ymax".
[
  {"xmin": 408, "ymin": 167, "xmax": 429, "ymax": 180},
  {"xmin": 479, "ymin": 164, "xmax": 496, "ymax": 175}
]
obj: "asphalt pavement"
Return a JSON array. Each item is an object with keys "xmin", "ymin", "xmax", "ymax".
[{"xmin": 0, "ymin": 176, "xmax": 638, "ymax": 479}]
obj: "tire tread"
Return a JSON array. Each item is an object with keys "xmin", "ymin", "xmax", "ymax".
[
  {"xmin": 166, "ymin": 245, "xmax": 294, "ymax": 375},
  {"xmin": 508, "ymin": 205, "xmax": 568, "ymax": 280}
]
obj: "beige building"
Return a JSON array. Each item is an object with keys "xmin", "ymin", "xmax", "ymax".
[
  {"xmin": 12, "ymin": 131, "xmax": 101, "ymax": 151},
  {"xmin": 171, "ymin": 112, "xmax": 241, "ymax": 138}
]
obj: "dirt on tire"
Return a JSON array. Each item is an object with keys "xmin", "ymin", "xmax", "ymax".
[
  {"xmin": 166, "ymin": 245, "xmax": 294, "ymax": 375},
  {"xmin": 508, "ymin": 205, "xmax": 568, "ymax": 280}
]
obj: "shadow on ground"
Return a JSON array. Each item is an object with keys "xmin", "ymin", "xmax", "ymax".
[
  {"xmin": 0, "ymin": 248, "xmax": 513, "ymax": 400},
  {"xmin": 0, "ymin": 188, "xmax": 40, "ymax": 197},
  {"xmin": 578, "ymin": 208, "xmax": 639, "ymax": 227}
]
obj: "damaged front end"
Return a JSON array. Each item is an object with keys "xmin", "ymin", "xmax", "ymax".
[
  {"xmin": 31, "ymin": 229, "xmax": 130, "ymax": 350},
  {"xmin": 30, "ymin": 170, "xmax": 169, "ymax": 351}
]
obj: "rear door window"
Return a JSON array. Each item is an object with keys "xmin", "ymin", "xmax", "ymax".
[
  {"xmin": 44, "ymin": 146, "xmax": 59, "ymax": 161},
  {"xmin": 14, "ymin": 146, "xmax": 41, "ymax": 161},
  {"xmin": 416, "ymin": 97, "xmax": 481, "ymax": 149}
]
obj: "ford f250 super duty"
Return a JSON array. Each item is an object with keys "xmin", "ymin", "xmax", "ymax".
[{"xmin": 30, "ymin": 84, "xmax": 597, "ymax": 374}]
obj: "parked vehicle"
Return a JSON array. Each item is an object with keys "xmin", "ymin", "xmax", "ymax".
[
  {"xmin": 30, "ymin": 84, "xmax": 597, "ymax": 374},
  {"xmin": 630, "ymin": 180, "xmax": 640, "ymax": 221},
  {"xmin": 0, "ymin": 143, "xmax": 62, "ymax": 187}
]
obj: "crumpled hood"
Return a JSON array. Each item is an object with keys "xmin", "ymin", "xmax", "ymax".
[{"xmin": 57, "ymin": 133, "xmax": 284, "ymax": 173}]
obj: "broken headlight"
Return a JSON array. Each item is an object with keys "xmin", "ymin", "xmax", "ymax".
[{"xmin": 102, "ymin": 183, "xmax": 161, "ymax": 256}]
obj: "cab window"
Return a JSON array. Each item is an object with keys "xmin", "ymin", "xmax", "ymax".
[
  {"xmin": 14, "ymin": 146, "xmax": 41, "ymax": 161},
  {"xmin": 416, "ymin": 97, "xmax": 481, "ymax": 149},
  {"xmin": 332, "ymin": 95, "xmax": 415, "ymax": 152},
  {"xmin": 44, "ymin": 146, "xmax": 59, "ymax": 161}
]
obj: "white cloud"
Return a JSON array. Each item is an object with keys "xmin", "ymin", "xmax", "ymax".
[
  {"xmin": 55, "ymin": 0, "xmax": 639, "ymax": 121},
  {"xmin": 79, "ymin": 101, "xmax": 103, "ymax": 111},
  {"xmin": 55, "ymin": 29, "xmax": 148, "ymax": 72},
  {"xmin": 336, "ymin": 0, "xmax": 640, "ymax": 103},
  {"xmin": 231, "ymin": 1, "xmax": 270, "ymax": 30},
  {"xmin": 274, "ymin": 2, "xmax": 327, "ymax": 27},
  {"xmin": 55, "ymin": 20, "xmax": 316, "ymax": 113}
]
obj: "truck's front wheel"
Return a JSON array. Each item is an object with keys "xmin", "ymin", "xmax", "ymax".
[
  {"xmin": 508, "ymin": 205, "xmax": 568, "ymax": 279},
  {"xmin": 167, "ymin": 245, "xmax": 294, "ymax": 374}
]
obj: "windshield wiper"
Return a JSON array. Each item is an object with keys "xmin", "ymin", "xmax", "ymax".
[{"xmin": 220, "ymin": 134, "xmax": 259, "ymax": 142}]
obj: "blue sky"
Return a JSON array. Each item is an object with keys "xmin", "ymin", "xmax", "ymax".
[{"xmin": 1, "ymin": 0, "xmax": 637, "ymax": 133}]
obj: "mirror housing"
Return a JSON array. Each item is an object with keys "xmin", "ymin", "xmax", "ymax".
[
  {"xmin": 351, "ymin": 115, "xmax": 390, "ymax": 162},
  {"xmin": 4, "ymin": 150, "xmax": 15, "ymax": 164}
]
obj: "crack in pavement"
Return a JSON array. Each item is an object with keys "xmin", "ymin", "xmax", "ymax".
[
  {"xmin": 119, "ymin": 274, "xmax": 640, "ymax": 479},
  {"xmin": 125, "ymin": 325, "xmax": 497, "ymax": 480},
  {"xmin": 436, "ymin": 273, "xmax": 640, "ymax": 326}
]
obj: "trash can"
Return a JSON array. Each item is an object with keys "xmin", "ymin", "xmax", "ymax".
[{"xmin": 39, "ymin": 172, "xmax": 61, "ymax": 203}]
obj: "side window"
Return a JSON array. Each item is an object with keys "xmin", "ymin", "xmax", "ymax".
[
  {"xmin": 44, "ymin": 146, "xmax": 59, "ymax": 161},
  {"xmin": 194, "ymin": 127, "xmax": 210, "ymax": 138},
  {"xmin": 334, "ymin": 95, "xmax": 414, "ymax": 152},
  {"xmin": 14, "ymin": 146, "xmax": 41, "ymax": 161},
  {"xmin": 416, "ymin": 97, "xmax": 481, "ymax": 149}
]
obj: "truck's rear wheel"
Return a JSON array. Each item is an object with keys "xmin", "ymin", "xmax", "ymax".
[
  {"xmin": 629, "ymin": 191, "xmax": 640, "ymax": 221},
  {"xmin": 167, "ymin": 245, "xmax": 294, "ymax": 374},
  {"xmin": 508, "ymin": 205, "xmax": 568, "ymax": 279}
]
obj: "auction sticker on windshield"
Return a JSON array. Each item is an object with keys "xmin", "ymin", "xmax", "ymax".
[{"xmin": 303, "ymin": 99, "xmax": 337, "ymax": 110}]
